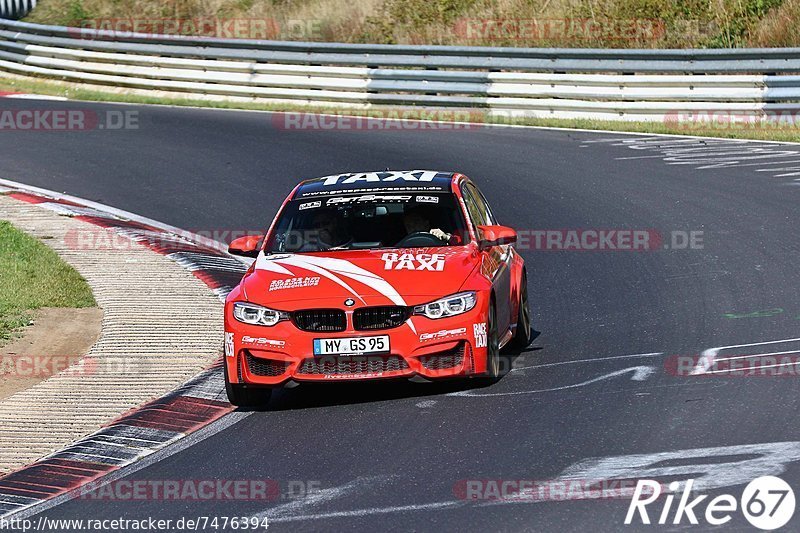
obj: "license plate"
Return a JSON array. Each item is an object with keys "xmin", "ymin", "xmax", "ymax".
[{"xmin": 313, "ymin": 335, "xmax": 390, "ymax": 356}]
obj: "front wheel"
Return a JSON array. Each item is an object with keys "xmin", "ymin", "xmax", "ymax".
[
  {"xmin": 224, "ymin": 358, "xmax": 272, "ymax": 408},
  {"xmin": 484, "ymin": 300, "xmax": 501, "ymax": 379},
  {"xmin": 509, "ymin": 276, "xmax": 532, "ymax": 350}
]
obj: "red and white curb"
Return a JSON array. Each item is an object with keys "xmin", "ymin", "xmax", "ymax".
[
  {"xmin": 0, "ymin": 182, "xmax": 248, "ymax": 518},
  {"xmin": 0, "ymin": 366, "xmax": 231, "ymax": 517}
]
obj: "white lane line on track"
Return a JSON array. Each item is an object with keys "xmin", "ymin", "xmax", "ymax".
[
  {"xmin": 582, "ymin": 136, "xmax": 701, "ymax": 144},
  {"xmin": 709, "ymin": 348, "xmax": 800, "ymax": 365},
  {"xmin": 707, "ymin": 160, "xmax": 800, "ymax": 171},
  {"xmin": 254, "ymin": 477, "xmax": 392, "ymax": 521},
  {"xmin": 615, "ymin": 154, "xmax": 671, "ymax": 160},
  {"xmin": 5, "ymin": 412, "xmax": 253, "ymax": 521},
  {"xmin": 690, "ymin": 337, "xmax": 800, "ymax": 375},
  {"xmin": 511, "ymin": 351, "xmax": 663, "ymax": 373},
  {"xmin": 696, "ymin": 348, "xmax": 800, "ymax": 375},
  {"xmin": 268, "ymin": 500, "xmax": 466, "ymax": 523},
  {"xmin": 594, "ymin": 136, "xmax": 800, "ymax": 176},
  {"xmin": 703, "ymin": 361, "xmax": 800, "ymax": 375},
  {"xmin": 666, "ymin": 153, "xmax": 800, "ymax": 166},
  {"xmin": 448, "ymin": 366, "xmax": 656, "ymax": 398}
]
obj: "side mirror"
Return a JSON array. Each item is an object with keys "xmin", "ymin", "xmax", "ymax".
[
  {"xmin": 228, "ymin": 235, "xmax": 263, "ymax": 258},
  {"xmin": 477, "ymin": 225, "xmax": 517, "ymax": 250}
]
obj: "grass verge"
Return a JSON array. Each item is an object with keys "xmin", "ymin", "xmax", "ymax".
[
  {"xmin": 0, "ymin": 219, "xmax": 96, "ymax": 343},
  {"xmin": 23, "ymin": 0, "xmax": 800, "ymax": 48},
  {"xmin": 2, "ymin": 73, "xmax": 800, "ymax": 143}
]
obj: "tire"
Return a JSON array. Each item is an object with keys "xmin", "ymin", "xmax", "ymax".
[
  {"xmin": 509, "ymin": 276, "xmax": 532, "ymax": 350},
  {"xmin": 484, "ymin": 299, "xmax": 501, "ymax": 379},
  {"xmin": 224, "ymin": 357, "xmax": 272, "ymax": 408}
]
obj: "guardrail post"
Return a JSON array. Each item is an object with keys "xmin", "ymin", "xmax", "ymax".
[{"xmin": 0, "ymin": 0, "xmax": 37, "ymax": 20}]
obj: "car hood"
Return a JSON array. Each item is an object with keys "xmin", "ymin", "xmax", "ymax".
[{"xmin": 241, "ymin": 247, "xmax": 479, "ymax": 309}]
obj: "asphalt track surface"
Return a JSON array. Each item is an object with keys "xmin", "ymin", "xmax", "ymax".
[{"xmin": 2, "ymin": 99, "xmax": 800, "ymax": 532}]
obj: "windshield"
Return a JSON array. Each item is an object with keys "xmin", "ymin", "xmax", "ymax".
[{"xmin": 266, "ymin": 193, "xmax": 469, "ymax": 253}]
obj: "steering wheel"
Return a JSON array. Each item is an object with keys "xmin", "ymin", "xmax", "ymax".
[{"xmin": 395, "ymin": 231, "xmax": 445, "ymax": 247}]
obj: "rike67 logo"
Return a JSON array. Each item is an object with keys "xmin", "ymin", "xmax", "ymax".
[{"xmin": 626, "ymin": 476, "xmax": 795, "ymax": 530}]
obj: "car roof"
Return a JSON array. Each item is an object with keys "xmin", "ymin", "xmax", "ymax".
[{"xmin": 292, "ymin": 170, "xmax": 457, "ymax": 199}]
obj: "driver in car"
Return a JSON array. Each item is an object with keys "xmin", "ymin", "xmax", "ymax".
[
  {"xmin": 309, "ymin": 210, "xmax": 350, "ymax": 250},
  {"xmin": 402, "ymin": 207, "xmax": 452, "ymax": 243}
]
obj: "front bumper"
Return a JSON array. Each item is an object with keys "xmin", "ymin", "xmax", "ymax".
[{"xmin": 224, "ymin": 296, "xmax": 489, "ymax": 386}]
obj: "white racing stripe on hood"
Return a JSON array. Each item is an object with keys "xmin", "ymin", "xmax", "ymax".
[
  {"xmin": 255, "ymin": 254, "xmax": 406, "ymax": 307},
  {"xmin": 256, "ymin": 254, "xmax": 418, "ymax": 332},
  {"xmin": 273, "ymin": 255, "xmax": 367, "ymax": 305},
  {"xmin": 280, "ymin": 255, "xmax": 406, "ymax": 307},
  {"xmin": 254, "ymin": 253, "xmax": 295, "ymax": 276}
]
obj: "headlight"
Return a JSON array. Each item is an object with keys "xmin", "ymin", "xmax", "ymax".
[
  {"xmin": 413, "ymin": 292, "xmax": 477, "ymax": 319},
  {"xmin": 233, "ymin": 302, "xmax": 289, "ymax": 326}
]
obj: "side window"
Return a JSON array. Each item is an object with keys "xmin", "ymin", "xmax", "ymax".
[
  {"xmin": 467, "ymin": 183, "xmax": 497, "ymax": 225},
  {"xmin": 460, "ymin": 184, "xmax": 485, "ymax": 235}
]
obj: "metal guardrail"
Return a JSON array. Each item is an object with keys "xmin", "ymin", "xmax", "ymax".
[{"xmin": 1, "ymin": 18, "xmax": 799, "ymax": 121}]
